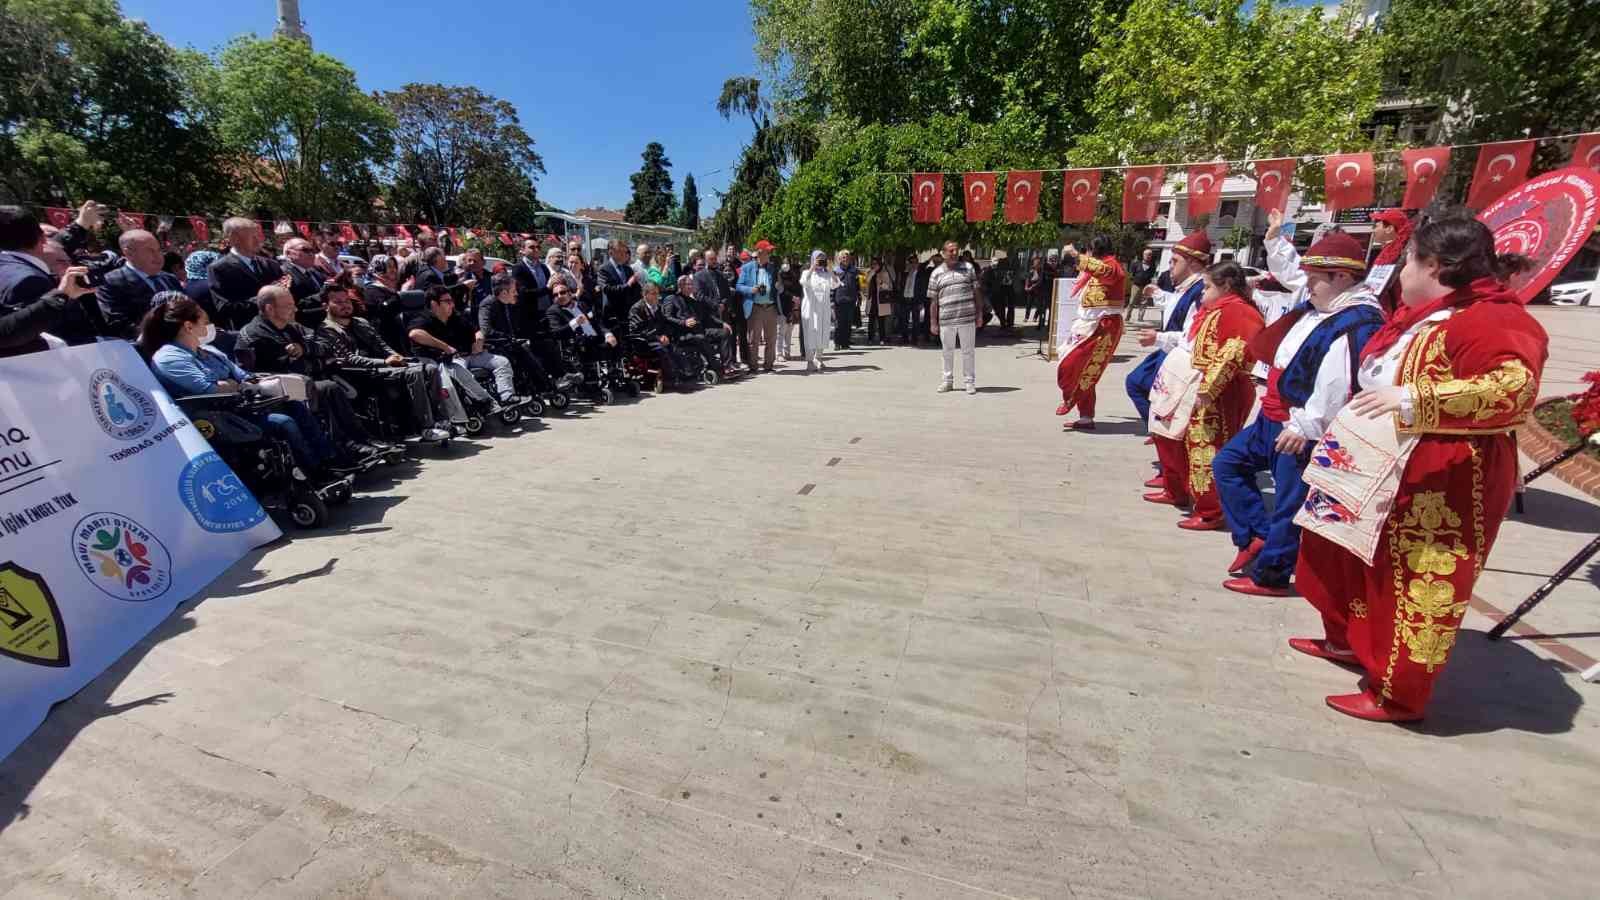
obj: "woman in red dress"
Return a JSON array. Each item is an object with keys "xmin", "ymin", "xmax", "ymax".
[
  {"xmin": 1054, "ymin": 236, "xmax": 1127, "ymax": 430},
  {"xmin": 1146, "ymin": 260, "xmax": 1264, "ymax": 530},
  {"xmin": 1292, "ymin": 214, "xmax": 1546, "ymax": 722}
]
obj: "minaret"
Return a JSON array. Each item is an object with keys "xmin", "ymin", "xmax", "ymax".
[{"xmin": 275, "ymin": 0, "xmax": 310, "ymax": 47}]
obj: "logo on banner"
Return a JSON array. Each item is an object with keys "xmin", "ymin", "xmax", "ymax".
[
  {"xmin": 0, "ymin": 563, "xmax": 69, "ymax": 668},
  {"xmin": 70, "ymin": 512, "xmax": 172, "ymax": 602},
  {"xmin": 87, "ymin": 369, "xmax": 157, "ymax": 442},
  {"xmin": 178, "ymin": 452, "xmax": 266, "ymax": 533}
]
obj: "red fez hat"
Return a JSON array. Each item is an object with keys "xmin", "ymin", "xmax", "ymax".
[
  {"xmin": 753, "ymin": 239, "xmax": 775, "ymax": 252},
  {"xmin": 1171, "ymin": 230, "xmax": 1212, "ymax": 263},
  {"xmin": 1300, "ymin": 232, "xmax": 1368, "ymax": 275},
  {"xmin": 1371, "ymin": 209, "xmax": 1409, "ymax": 230}
]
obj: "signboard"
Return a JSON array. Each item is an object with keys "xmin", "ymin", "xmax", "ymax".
[
  {"xmin": 0, "ymin": 343, "xmax": 280, "ymax": 761},
  {"xmin": 1477, "ymin": 166, "xmax": 1600, "ymax": 303}
]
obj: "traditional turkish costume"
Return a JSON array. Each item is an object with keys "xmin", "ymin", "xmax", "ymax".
[
  {"xmin": 1147, "ymin": 290, "xmax": 1264, "ymax": 528},
  {"xmin": 1126, "ymin": 231, "xmax": 1212, "ymax": 423},
  {"xmin": 1293, "ymin": 277, "xmax": 1547, "ymax": 721},
  {"xmin": 1366, "ymin": 209, "xmax": 1414, "ymax": 316},
  {"xmin": 1215, "ymin": 233, "xmax": 1384, "ymax": 595},
  {"xmin": 1055, "ymin": 253, "xmax": 1127, "ymax": 427}
]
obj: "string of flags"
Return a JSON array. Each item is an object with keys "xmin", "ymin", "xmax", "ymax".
[
  {"xmin": 907, "ymin": 132, "xmax": 1600, "ymax": 226},
  {"xmin": 28, "ymin": 206, "xmax": 565, "ymax": 251}
]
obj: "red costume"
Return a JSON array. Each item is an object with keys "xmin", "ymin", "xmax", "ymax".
[
  {"xmin": 1296, "ymin": 278, "xmax": 1547, "ymax": 719},
  {"xmin": 1055, "ymin": 254, "xmax": 1127, "ymax": 420},
  {"xmin": 1151, "ymin": 292, "xmax": 1264, "ymax": 526},
  {"xmin": 1369, "ymin": 209, "xmax": 1414, "ymax": 316}
]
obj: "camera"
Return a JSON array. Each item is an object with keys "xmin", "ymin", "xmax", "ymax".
[{"xmin": 72, "ymin": 250, "xmax": 125, "ymax": 288}]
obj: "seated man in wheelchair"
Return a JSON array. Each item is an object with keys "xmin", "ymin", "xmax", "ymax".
[
  {"xmin": 315, "ymin": 280, "xmax": 459, "ymax": 442},
  {"xmin": 663, "ymin": 274, "xmax": 734, "ymax": 376},
  {"xmin": 477, "ymin": 271, "xmax": 570, "ymax": 400},
  {"xmin": 406, "ymin": 285, "xmax": 527, "ymax": 413},
  {"xmin": 545, "ymin": 275, "xmax": 619, "ymax": 380},
  {"xmin": 627, "ymin": 280, "xmax": 690, "ymax": 388},
  {"xmin": 139, "ymin": 295, "xmax": 352, "ymax": 485}
]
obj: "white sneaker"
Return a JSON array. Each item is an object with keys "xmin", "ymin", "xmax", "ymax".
[
  {"xmin": 936, "ymin": 382, "xmax": 954, "ymax": 393},
  {"xmin": 966, "ymin": 384, "xmax": 977, "ymax": 395},
  {"xmin": 422, "ymin": 427, "xmax": 450, "ymax": 441}
]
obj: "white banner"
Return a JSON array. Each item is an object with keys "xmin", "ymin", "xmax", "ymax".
[
  {"xmin": 1052, "ymin": 277, "xmax": 1079, "ymax": 357},
  {"xmin": 0, "ymin": 343, "xmax": 280, "ymax": 761}
]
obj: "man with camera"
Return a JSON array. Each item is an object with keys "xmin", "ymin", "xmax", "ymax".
[{"xmin": 0, "ymin": 204, "xmax": 108, "ymax": 349}]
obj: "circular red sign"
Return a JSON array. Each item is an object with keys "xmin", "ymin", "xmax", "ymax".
[{"xmin": 1477, "ymin": 166, "xmax": 1600, "ymax": 303}]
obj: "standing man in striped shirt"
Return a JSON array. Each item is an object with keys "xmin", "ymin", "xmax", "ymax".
[{"xmin": 928, "ymin": 240, "xmax": 979, "ymax": 394}]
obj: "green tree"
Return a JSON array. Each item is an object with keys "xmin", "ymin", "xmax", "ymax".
[
  {"xmin": 379, "ymin": 84, "xmax": 544, "ymax": 229},
  {"xmin": 1380, "ymin": 0, "xmax": 1600, "ymax": 160},
  {"xmin": 625, "ymin": 142, "xmax": 675, "ymax": 224},
  {"xmin": 191, "ymin": 36, "xmax": 394, "ymax": 219},
  {"xmin": 702, "ymin": 77, "xmax": 818, "ymax": 249},
  {"xmin": 677, "ymin": 174, "xmax": 701, "ymax": 230},
  {"xmin": 0, "ymin": 0, "xmax": 231, "ymax": 210}
]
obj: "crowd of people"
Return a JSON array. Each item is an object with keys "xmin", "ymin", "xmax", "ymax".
[{"xmin": 1053, "ymin": 206, "xmax": 1548, "ymax": 724}]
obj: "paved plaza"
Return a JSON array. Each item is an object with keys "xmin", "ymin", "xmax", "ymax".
[{"xmin": 2, "ymin": 320, "xmax": 1598, "ymax": 899}]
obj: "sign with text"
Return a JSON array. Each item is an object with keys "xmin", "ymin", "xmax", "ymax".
[{"xmin": 0, "ymin": 343, "xmax": 280, "ymax": 761}]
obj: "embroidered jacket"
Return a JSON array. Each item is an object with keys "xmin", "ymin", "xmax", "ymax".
[{"xmin": 1187, "ymin": 293, "xmax": 1264, "ymax": 402}]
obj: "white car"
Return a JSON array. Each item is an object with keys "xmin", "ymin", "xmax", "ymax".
[{"xmin": 1550, "ymin": 279, "xmax": 1594, "ymax": 306}]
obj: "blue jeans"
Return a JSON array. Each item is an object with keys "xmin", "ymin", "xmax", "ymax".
[
  {"xmin": 1125, "ymin": 349, "xmax": 1166, "ymax": 423},
  {"xmin": 262, "ymin": 400, "xmax": 337, "ymax": 470},
  {"xmin": 1212, "ymin": 416, "xmax": 1311, "ymax": 588}
]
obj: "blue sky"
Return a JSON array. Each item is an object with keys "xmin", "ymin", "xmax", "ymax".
[{"xmin": 120, "ymin": 0, "xmax": 761, "ymax": 215}]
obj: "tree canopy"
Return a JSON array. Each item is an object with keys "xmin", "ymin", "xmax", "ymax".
[
  {"xmin": 625, "ymin": 142, "xmax": 675, "ymax": 225},
  {"xmin": 677, "ymin": 174, "xmax": 700, "ymax": 230}
]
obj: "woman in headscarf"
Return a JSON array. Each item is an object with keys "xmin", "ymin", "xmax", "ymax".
[
  {"xmin": 1292, "ymin": 214, "xmax": 1545, "ymax": 723},
  {"xmin": 800, "ymin": 250, "xmax": 839, "ymax": 373}
]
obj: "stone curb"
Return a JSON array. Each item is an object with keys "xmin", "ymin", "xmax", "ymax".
[{"xmin": 1518, "ymin": 400, "xmax": 1600, "ymax": 501}]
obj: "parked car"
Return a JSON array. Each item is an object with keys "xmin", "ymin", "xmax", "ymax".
[{"xmin": 1550, "ymin": 279, "xmax": 1594, "ymax": 306}]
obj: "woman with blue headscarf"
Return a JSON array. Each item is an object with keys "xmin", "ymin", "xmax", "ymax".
[{"xmin": 800, "ymin": 250, "xmax": 838, "ymax": 372}]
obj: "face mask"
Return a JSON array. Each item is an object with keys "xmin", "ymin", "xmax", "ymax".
[{"xmin": 201, "ymin": 323, "xmax": 217, "ymax": 345}]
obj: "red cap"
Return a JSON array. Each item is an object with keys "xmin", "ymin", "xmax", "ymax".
[
  {"xmin": 753, "ymin": 239, "xmax": 775, "ymax": 252},
  {"xmin": 1300, "ymin": 232, "xmax": 1368, "ymax": 275},
  {"xmin": 1171, "ymin": 230, "xmax": 1212, "ymax": 263},
  {"xmin": 739, "ymin": 250, "xmax": 752, "ymax": 262},
  {"xmin": 1371, "ymin": 208, "xmax": 1409, "ymax": 229}
]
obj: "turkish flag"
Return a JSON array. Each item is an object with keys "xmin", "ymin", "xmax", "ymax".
[
  {"xmin": 1185, "ymin": 163, "xmax": 1228, "ymax": 218},
  {"xmin": 1004, "ymin": 171, "xmax": 1042, "ymax": 224},
  {"xmin": 117, "ymin": 210, "xmax": 145, "ymax": 231},
  {"xmin": 911, "ymin": 173, "xmax": 943, "ymax": 223},
  {"xmin": 394, "ymin": 224, "xmax": 412, "ymax": 240},
  {"xmin": 1400, "ymin": 147, "xmax": 1451, "ymax": 209},
  {"xmin": 443, "ymin": 226, "xmax": 457, "ymax": 242},
  {"xmin": 1121, "ymin": 166, "xmax": 1164, "ymax": 223},
  {"xmin": 339, "ymin": 222, "xmax": 358, "ymax": 242},
  {"xmin": 1252, "ymin": 158, "xmax": 1296, "ymax": 213},
  {"xmin": 418, "ymin": 224, "xmax": 435, "ymax": 238},
  {"xmin": 963, "ymin": 173, "xmax": 997, "ymax": 222},
  {"xmin": 1570, "ymin": 133, "xmax": 1600, "ymax": 174},
  {"xmin": 1324, "ymin": 153, "xmax": 1375, "ymax": 211},
  {"xmin": 1467, "ymin": 140, "xmax": 1535, "ymax": 209},
  {"xmin": 44, "ymin": 207, "xmax": 73, "ymax": 229},
  {"xmin": 294, "ymin": 220, "xmax": 312, "ymax": 239},
  {"xmin": 187, "ymin": 216, "xmax": 210, "ymax": 242},
  {"xmin": 498, "ymin": 231, "xmax": 514, "ymax": 246},
  {"xmin": 1060, "ymin": 169, "xmax": 1102, "ymax": 224}
]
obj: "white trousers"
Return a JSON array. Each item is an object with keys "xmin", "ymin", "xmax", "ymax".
[
  {"xmin": 776, "ymin": 317, "xmax": 793, "ymax": 359},
  {"xmin": 939, "ymin": 322, "xmax": 976, "ymax": 386}
]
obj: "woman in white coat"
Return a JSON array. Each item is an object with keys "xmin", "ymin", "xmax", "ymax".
[{"xmin": 800, "ymin": 250, "xmax": 839, "ymax": 372}]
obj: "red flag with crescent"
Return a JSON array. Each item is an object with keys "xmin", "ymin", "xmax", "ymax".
[
  {"xmin": 394, "ymin": 224, "xmax": 412, "ymax": 240},
  {"xmin": 1251, "ymin": 158, "xmax": 1296, "ymax": 213},
  {"xmin": 1121, "ymin": 166, "xmax": 1164, "ymax": 223},
  {"xmin": 911, "ymin": 173, "xmax": 943, "ymax": 223},
  {"xmin": 1570, "ymin": 133, "xmax": 1600, "ymax": 174},
  {"xmin": 498, "ymin": 231, "xmax": 515, "ymax": 246},
  {"xmin": 417, "ymin": 224, "xmax": 434, "ymax": 238},
  {"xmin": 186, "ymin": 216, "xmax": 209, "ymax": 242},
  {"xmin": 1400, "ymin": 147, "xmax": 1451, "ymax": 209},
  {"xmin": 43, "ymin": 207, "xmax": 73, "ymax": 229},
  {"xmin": 963, "ymin": 173, "xmax": 997, "ymax": 222},
  {"xmin": 1323, "ymin": 153, "xmax": 1375, "ymax": 211},
  {"xmin": 1185, "ymin": 163, "xmax": 1228, "ymax": 218},
  {"xmin": 1004, "ymin": 171, "xmax": 1042, "ymax": 224},
  {"xmin": 117, "ymin": 210, "xmax": 146, "ymax": 231},
  {"xmin": 1060, "ymin": 169, "xmax": 1101, "ymax": 224},
  {"xmin": 339, "ymin": 222, "xmax": 358, "ymax": 242},
  {"xmin": 1467, "ymin": 140, "xmax": 1534, "ymax": 209},
  {"xmin": 294, "ymin": 220, "xmax": 312, "ymax": 239}
]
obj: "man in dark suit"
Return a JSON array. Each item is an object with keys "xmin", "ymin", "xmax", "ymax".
[
  {"xmin": 280, "ymin": 236, "xmax": 327, "ymax": 326},
  {"xmin": 596, "ymin": 238, "xmax": 640, "ymax": 340},
  {"xmin": 208, "ymin": 217, "xmax": 284, "ymax": 331},
  {"xmin": 0, "ymin": 205, "xmax": 106, "ymax": 345},
  {"xmin": 413, "ymin": 247, "xmax": 450, "ymax": 293},
  {"xmin": 693, "ymin": 247, "xmax": 739, "ymax": 370},
  {"xmin": 96, "ymin": 229, "xmax": 181, "ymax": 338}
]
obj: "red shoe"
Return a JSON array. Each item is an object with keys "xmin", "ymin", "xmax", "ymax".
[
  {"xmin": 1177, "ymin": 515, "xmax": 1224, "ymax": 531},
  {"xmin": 1065, "ymin": 419, "xmax": 1096, "ymax": 431},
  {"xmin": 1287, "ymin": 637, "xmax": 1360, "ymax": 667},
  {"xmin": 1142, "ymin": 491, "xmax": 1186, "ymax": 506},
  {"xmin": 1325, "ymin": 691, "xmax": 1422, "ymax": 723},
  {"xmin": 1222, "ymin": 576, "xmax": 1292, "ymax": 597},
  {"xmin": 1055, "ymin": 402, "xmax": 1071, "ymax": 416},
  {"xmin": 1227, "ymin": 538, "xmax": 1266, "ymax": 575},
  {"xmin": 1143, "ymin": 436, "xmax": 1155, "ymax": 445},
  {"xmin": 1143, "ymin": 474, "xmax": 1165, "ymax": 489}
]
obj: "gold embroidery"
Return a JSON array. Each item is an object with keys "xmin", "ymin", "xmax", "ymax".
[
  {"xmin": 1388, "ymin": 490, "xmax": 1469, "ymax": 672},
  {"xmin": 1080, "ymin": 282, "xmax": 1107, "ymax": 308},
  {"xmin": 1400, "ymin": 323, "xmax": 1537, "ymax": 432},
  {"xmin": 1349, "ymin": 598, "xmax": 1368, "ymax": 618},
  {"xmin": 1470, "ymin": 442, "xmax": 1486, "ymax": 579},
  {"xmin": 1078, "ymin": 325, "xmax": 1119, "ymax": 391},
  {"xmin": 1186, "ymin": 407, "xmax": 1221, "ymax": 493}
]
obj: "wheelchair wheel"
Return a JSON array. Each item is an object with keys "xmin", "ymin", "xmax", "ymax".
[
  {"xmin": 623, "ymin": 380, "xmax": 642, "ymax": 398},
  {"xmin": 499, "ymin": 405, "xmax": 522, "ymax": 426},
  {"xmin": 701, "ymin": 368, "xmax": 720, "ymax": 386},
  {"xmin": 325, "ymin": 481, "xmax": 353, "ymax": 505},
  {"xmin": 464, "ymin": 414, "xmax": 486, "ymax": 436},
  {"xmin": 288, "ymin": 492, "xmax": 328, "ymax": 529},
  {"xmin": 596, "ymin": 387, "xmax": 614, "ymax": 406},
  {"xmin": 550, "ymin": 391, "xmax": 571, "ymax": 410},
  {"xmin": 523, "ymin": 397, "xmax": 545, "ymax": 417}
]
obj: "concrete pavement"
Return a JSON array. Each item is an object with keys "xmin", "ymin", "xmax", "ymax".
[{"xmin": 1, "ymin": 326, "xmax": 1597, "ymax": 899}]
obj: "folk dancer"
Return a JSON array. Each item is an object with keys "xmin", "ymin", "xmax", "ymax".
[
  {"xmin": 1214, "ymin": 223, "xmax": 1384, "ymax": 597},
  {"xmin": 1053, "ymin": 236, "xmax": 1127, "ymax": 431},
  {"xmin": 1291, "ymin": 215, "xmax": 1545, "ymax": 722},
  {"xmin": 1366, "ymin": 208, "xmax": 1415, "ymax": 316},
  {"xmin": 1127, "ymin": 230, "xmax": 1212, "ymax": 425},
  {"xmin": 1143, "ymin": 261, "xmax": 1264, "ymax": 530}
]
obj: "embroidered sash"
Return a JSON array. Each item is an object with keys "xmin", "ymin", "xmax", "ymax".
[
  {"xmin": 1293, "ymin": 404, "xmax": 1420, "ymax": 565},
  {"xmin": 1147, "ymin": 344, "xmax": 1202, "ymax": 440}
]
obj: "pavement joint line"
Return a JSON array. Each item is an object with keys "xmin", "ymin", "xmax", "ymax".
[
  {"xmin": 849, "ymin": 436, "xmax": 862, "ymax": 444},
  {"xmin": 826, "ymin": 457, "xmax": 841, "ymax": 467},
  {"xmin": 797, "ymin": 483, "xmax": 816, "ymax": 495},
  {"xmin": 1468, "ymin": 593, "xmax": 1598, "ymax": 672}
]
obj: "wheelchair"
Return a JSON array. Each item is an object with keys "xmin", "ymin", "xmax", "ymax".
[
  {"xmin": 554, "ymin": 338, "xmax": 641, "ymax": 405},
  {"xmin": 461, "ymin": 364, "xmax": 542, "ymax": 436},
  {"xmin": 336, "ymin": 365, "xmax": 453, "ymax": 451},
  {"xmin": 177, "ymin": 392, "xmax": 355, "ymax": 529},
  {"xmin": 488, "ymin": 338, "xmax": 577, "ymax": 412},
  {"xmin": 673, "ymin": 331, "xmax": 731, "ymax": 386}
]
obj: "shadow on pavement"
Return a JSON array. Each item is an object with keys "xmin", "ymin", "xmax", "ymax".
[
  {"xmin": 1404, "ymin": 629, "xmax": 1583, "ymax": 737},
  {"xmin": 1508, "ymin": 486, "xmax": 1600, "ymax": 533}
]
